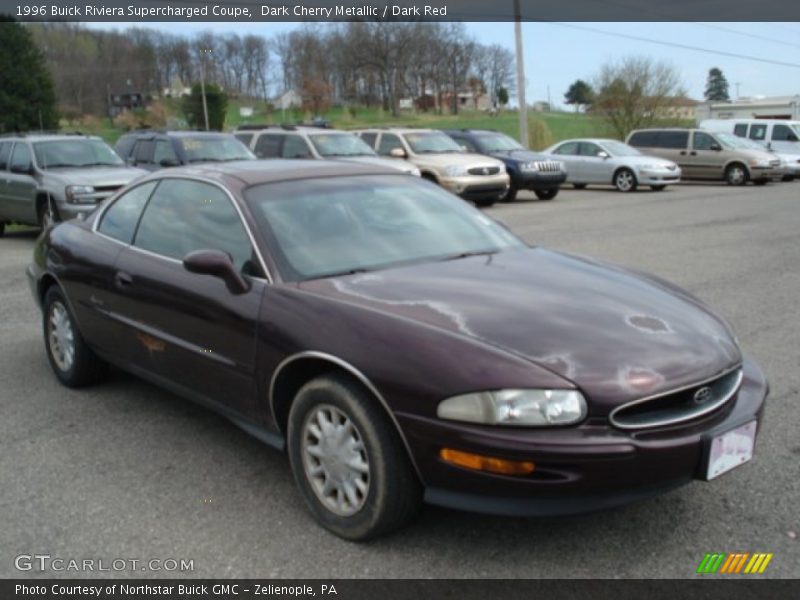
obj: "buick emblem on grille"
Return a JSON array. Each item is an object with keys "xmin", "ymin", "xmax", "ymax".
[
  {"xmin": 693, "ymin": 386, "xmax": 713, "ymax": 404},
  {"xmin": 482, "ymin": 167, "xmax": 489, "ymax": 175}
]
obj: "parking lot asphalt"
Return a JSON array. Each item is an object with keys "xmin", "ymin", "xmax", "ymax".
[{"xmin": 1, "ymin": 181, "xmax": 798, "ymax": 579}]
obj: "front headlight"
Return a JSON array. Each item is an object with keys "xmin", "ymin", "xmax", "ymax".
[
  {"xmin": 437, "ymin": 389, "xmax": 587, "ymax": 427},
  {"xmin": 65, "ymin": 185, "xmax": 96, "ymax": 204},
  {"xmin": 444, "ymin": 164, "xmax": 468, "ymax": 177},
  {"xmin": 408, "ymin": 166, "xmax": 422, "ymax": 177},
  {"xmin": 749, "ymin": 159, "xmax": 770, "ymax": 168},
  {"xmin": 521, "ymin": 161, "xmax": 539, "ymax": 171}
]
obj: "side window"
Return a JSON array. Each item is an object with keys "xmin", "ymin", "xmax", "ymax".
[
  {"xmin": 234, "ymin": 133, "xmax": 253, "ymax": 147},
  {"xmin": 360, "ymin": 132, "xmax": 377, "ymax": 148},
  {"xmin": 580, "ymin": 143, "xmax": 604, "ymax": 157},
  {"xmin": 281, "ymin": 135, "xmax": 312, "ymax": 159},
  {"xmin": 455, "ymin": 137, "xmax": 478, "ymax": 152},
  {"xmin": 658, "ymin": 131, "xmax": 689, "ymax": 149},
  {"xmin": 552, "ymin": 141, "xmax": 579, "ymax": 155},
  {"xmin": 115, "ymin": 136, "xmax": 136, "ymax": 160},
  {"xmin": 377, "ymin": 134, "xmax": 403, "ymax": 156},
  {"xmin": 98, "ymin": 181, "xmax": 158, "ymax": 244},
  {"xmin": 693, "ymin": 132, "xmax": 717, "ymax": 151},
  {"xmin": 748, "ymin": 124, "xmax": 767, "ymax": 141},
  {"xmin": 153, "ymin": 140, "xmax": 179, "ymax": 166},
  {"xmin": 0, "ymin": 142, "xmax": 11, "ymax": 170},
  {"xmin": 733, "ymin": 124, "xmax": 748, "ymax": 138},
  {"xmin": 628, "ymin": 131, "xmax": 656, "ymax": 147},
  {"xmin": 772, "ymin": 124, "xmax": 798, "ymax": 142},
  {"xmin": 134, "ymin": 179, "xmax": 255, "ymax": 273},
  {"xmin": 134, "ymin": 140, "xmax": 154, "ymax": 164},
  {"xmin": 254, "ymin": 134, "xmax": 282, "ymax": 158},
  {"xmin": 9, "ymin": 143, "xmax": 33, "ymax": 172}
]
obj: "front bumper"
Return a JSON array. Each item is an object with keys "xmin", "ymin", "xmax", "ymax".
[
  {"xmin": 514, "ymin": 170, "xmax": 568, "ymax": 189},
  {"xmin": 57, "ymin": 201, "xmax": 99, "ymax": 221},
  {"xmin": 750, "ymin": 167, "xmax": 783, "ymax": 182},
  {"xmin": 398, "ymin": 356, "xmax": 767, "ymax": 517},
  {"xmin": 440, "ymin": 173, "xmax": 510, "ymax": 200},
  {"xmin": 636, "ymin": 167, "xmax": 682, "ymax": 186}
]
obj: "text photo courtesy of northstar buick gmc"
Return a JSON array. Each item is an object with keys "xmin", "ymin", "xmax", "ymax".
[{"xmin": 28, "ymin": 160, "xmax": 767, "ymax": 540}]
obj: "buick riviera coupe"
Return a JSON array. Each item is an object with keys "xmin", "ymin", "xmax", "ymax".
[{"xmin": 28, "ymin": 161, "xmax": 767, "ymax": 540}]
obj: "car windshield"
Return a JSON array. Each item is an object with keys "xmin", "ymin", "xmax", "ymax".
[
  {"xmin": 309, "ymin": 133, "xmax": 376, "ymax": 157},
  {"xmin": 601, "ymin": 141, "xmax": 642, "ymax": 157},
  {"xmin": 245, "ymin": 174, "xmax": 524, "ymax": 281},
  {"xmin": 33, "ymin": 139, "xmax": 124, "ymax": 169},
  {"xmin": 405, "ymin": 132, "xmax": 463, "ymax": 154},
  {"xmin": 476, "ymin": 133, "xmax": 524, "ymax": 153},
  {"xmin": 179, "ymin": 137, "xmax": 255, "ymax": 162}
]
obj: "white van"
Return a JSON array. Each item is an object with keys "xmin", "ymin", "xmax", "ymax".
[{"xmin": 699, "ymin": 119, "xmax": 800, "ymax": 181}]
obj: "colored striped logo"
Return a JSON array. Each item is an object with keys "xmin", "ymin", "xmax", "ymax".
[{"xmin": 696, "ymin": 552, "xmax": 773, "ymax": 574}]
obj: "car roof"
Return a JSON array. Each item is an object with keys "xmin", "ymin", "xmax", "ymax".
[
  {"xmin": 441, "ymin": 129, "xmax": 502, "ymax": 135},
  {"xmin": 142, "ymin": 159, "xmax": 400, "ymax": 186},
  {"xmin": 122, "ymin": 130, "xmax": 235, "ymax": 138},
  {"xmin": 355, "ymin": 127, "xmax": 435, "ymax": 134},
  {"xmin": 0, "ymin": 134, "xmax": 100, "ymax": 142}
]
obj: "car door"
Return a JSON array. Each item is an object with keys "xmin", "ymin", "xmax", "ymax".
[
  {"xmin": 578, "ymin": 142, "xmax": 610, "ymax": 183},
  {"xmin": 5, "ymin": 142, "xmax": 38, "ymax": 223},
  {"xmin": 549, "ymin": 141, "xmax": 582, "ymax": 181},
  {"xmin": 652, "ymin": 131, "xmax": 690, "ymax": 174},
  {"xmin": 691, "ymin": 131, "xmax": 727, "ymax": 179},
  {"xmin": 110, "ymin": 177, "xmax": 267, "ymax": 417}
]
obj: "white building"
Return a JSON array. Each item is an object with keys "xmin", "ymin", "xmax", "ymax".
[
  {"xmin": 696, "ymin": 95, "xmax": 800, "ymax": 122},
  {"xmin": 273, "ymin": 89, "xmax": 302, "ymax": 110}
]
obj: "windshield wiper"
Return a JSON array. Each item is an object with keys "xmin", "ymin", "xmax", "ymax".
[
  {"xmin": 80, "ymin": 162, "xmax": 121, "ymax": 167},
  {"xmin": 41, "ymin": 163, "xmax": 78, "ymax": 169},
  {"xmin": 310, "ymin": 267, "xmax": 373, "ymax": 280},
  {"xmin": 188, "ymin": 158, "xmax": 223, "ymax": 163},
  {"xmin": 439, "ymin": 249, "xmax": 499, "ymax": 262}
]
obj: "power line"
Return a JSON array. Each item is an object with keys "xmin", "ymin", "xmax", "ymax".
[
  {"xmin": 692, "ymin": 23, "xmax": 800, "ymax": 50},
  {"xmin": 542, "ymin": 22, "xmax": 800, "ymax": 70}
]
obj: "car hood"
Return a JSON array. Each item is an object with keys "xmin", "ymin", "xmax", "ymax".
[
  {"xmin": 491, "ymin": 149, "xmax": 557, "ymax": 163},
  {"xmin": 44, "ymin": 166, "xmax": 148, "ymax": 186},
  {"xmin": 410, "ymin": 152, "xmax": 505, "ymax": 170},
  {"xmin": 333, "ymin": 155, "xmax": 418, "ymax": 174},
  {"xmin": 298, "ymin": 248, "xmax": 741, "ymax": 411}
]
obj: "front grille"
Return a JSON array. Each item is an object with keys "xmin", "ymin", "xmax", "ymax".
[
  {"xmin": 770, "ymin": 160, "xmax": 781, "ymax": 168},
  {"xmin": 468, "ymin": 166, "xmax": 501, "ymax": 176},
  {"xmin": 609, "ymin": 366, "xmax": 743, "ymax": 430},
  {"xmin": 533, "ymin": 161, "xmax": 563, "ymax": 173}
]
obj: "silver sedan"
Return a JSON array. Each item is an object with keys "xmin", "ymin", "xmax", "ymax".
[{"xmin": 543, "ymin": 138, "xmax": 681, "ymax": 192}]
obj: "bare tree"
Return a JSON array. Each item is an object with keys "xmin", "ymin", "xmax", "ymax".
[{"xmin": 592, "ymin": 56, "xmax": 686, "ymax": 139}]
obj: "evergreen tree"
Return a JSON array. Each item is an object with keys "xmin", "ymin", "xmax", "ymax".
[
  {"xmin": 704, "ymin": 68, "xmax": 731, "ymax": 102},
  {"xmin": 182, "ymin": 83, "xmax": 228, "ymax": 131},
  {"xmin": 0, "ymin": 17, "xmax": 58, "ymax": 132}
]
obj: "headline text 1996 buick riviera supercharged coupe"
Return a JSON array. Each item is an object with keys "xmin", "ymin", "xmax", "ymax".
[{"xmin": 28, "ymin": 161, "xmax": 767, "ymax": 540}]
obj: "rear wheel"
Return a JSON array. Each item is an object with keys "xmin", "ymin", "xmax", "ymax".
[
  {"xmin": 614, "ymin": 168, "xmax": 637, "ymax": 192},
  {"xmin": 287, "ymin": 373, "xmax": 422, "ymax": 541},
  {"xmin": 534, "ymin": 188, "xmax": 559, "ymax": 200},
  {"xmin": 573, "ymin": 183, "xmax": 587, "ymax": 190},
  {"xmin": 725, "ymin": 163, "xmax": 748, "ymax": 186},
  {"xmin": 651, "ymin": 185, "xmax": 666, "ymax": 191},
  {"xmin": 43, "ymin": 286, "xmax": 106, "ymax": 387}
]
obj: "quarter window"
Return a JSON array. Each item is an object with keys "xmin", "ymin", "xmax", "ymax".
[
  {"xmin": 98, "ymin": 181, "xmax": 158, "ymax": 244},
  {"xmin": 748, "ymin": 124, "xmax": 767, "ymax": 141},
  {"xmin": 133, "ymin": 179, "xmax": 255, "ymax": 273},
  {"xmin": 0, "ymin": 142, "xmax": 11, "ymax": 170}
]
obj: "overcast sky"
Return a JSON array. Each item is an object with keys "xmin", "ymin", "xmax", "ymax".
[{"xmin": 87, "ymin": 21, "xmax": 800, "ymax": 108}]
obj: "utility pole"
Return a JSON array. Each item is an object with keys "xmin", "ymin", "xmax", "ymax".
[
  {"xmin": 735, "ymin": 82, "xmax": 741, "ymax": 100},
  {"xmin": 200, "ymin": 49, "xmax": 211, "ymax": 131},
  {"xmin": 514, "ymin": 0, "xmax": 528, "ymax": 148}
]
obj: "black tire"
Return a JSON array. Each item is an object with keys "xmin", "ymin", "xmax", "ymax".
[
  {"xmin": 613, "ymin": 168, "xmax": 638, "ymax": 192},
  {"xmin": 725, "ymin": 163, "xmax": 748, "ymax": 186},
  {"xmin": 287, "ymin": 373, "xmax": 422, "ymax": 541},
  {"xmin": 752, "ymin": 179, "xmax": 768, "ymax": 186},
  {"xmin": 474, "ymin": 197, "xmax": 497, "ymax": 208},
  {"xmin": 0, "ymin": 222, "xmax": 5, "ymax": 237},
  {"xmin": 37, "ymin": 196, "xmax": 60, "ymax": 230},
  {"xmin": 534, "ymin": 188, "xmax": 559, "ymax": 201},
  {"xmin": 651, "ymin": 185, "xmax": 666, "ymax": 191},
  {"xmin": 572, "ymin": 183, "xmax": 587, "ymax": 190},
  {"xmin": 43, "ymin": 286, "xmax": 107, "ymax": 387},
  {"xmin": 782, "ymin": 175, "xmax": 795, "ymax": 182},
  {"xmin": 420, "ymin": 173, "xmax": 438, "ymax": 184},
  {"xmin": 500, "ymin": 185, "xmax": 518, "ymax": 203}
]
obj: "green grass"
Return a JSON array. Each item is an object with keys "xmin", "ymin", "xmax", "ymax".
[{"xmin": 64, "ymin": 98, "xmax": 693, "ymax": 151}]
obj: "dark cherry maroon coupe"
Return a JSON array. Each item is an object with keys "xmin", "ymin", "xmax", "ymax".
[{"xmin": 28, "ymin": 160, "xmax": 768, "ymax": 540}]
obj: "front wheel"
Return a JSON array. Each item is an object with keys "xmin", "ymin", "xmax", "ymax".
[
  {"xmin": 287, "ymin": 374, "xmax": 422, "ymax": 541},
  {"xmin": 43, "ymin": 286, "xmax": 106, "ymax": 387},
  {"xmin": 500, "ymin": 185, "xmax": 518, "ymax": 203},
  {"xmin": 614, "ymin": 168, "xmax": 637, "ymax": 192},
  {"xmin": 534, "ymin": 188, "xmax": 559, "ymax": 200},
  {"xmin": 725, "ymin": 163, "xmax": 748, "ymax": 186}
]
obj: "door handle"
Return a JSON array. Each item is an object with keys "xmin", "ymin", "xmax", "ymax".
[
  {"xmin": 114, "ymin": 271, "xmax": 133, "ymax": 287},
  {"xmin": 690, "ymin": 151, "xmax": 697, "ymax": 156},
  {"xmin": 679, "ymin": 151, "xmax": 687, "ymax": 155}
]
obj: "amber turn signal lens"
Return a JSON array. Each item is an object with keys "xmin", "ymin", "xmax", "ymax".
[{"xmin": 439, "ymin": 448, "xmax": 535, "ymax": 476}]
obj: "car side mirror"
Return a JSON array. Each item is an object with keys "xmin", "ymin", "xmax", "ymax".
[
  {"xmin": 459, "ymin": 145, "xmax": 469, "ymax": 152},
  {"xmin": 709, "ymin": 143, "xmax": 722, "ymax": 151},
  {"xmin": 159, "ymin": 158, "xmax": 180, "ymax": 167},
  {"xmin": 389, "ymin": 148, "xmax": 407, "ymax": 158},
  {"xmin": 597, "ymin": 151, "xmax": 609, "ymax": 159},
  {"xmin": 183, "ymin": 249, "xmax": 249, "ymax": 295},
  {"xmin": 10, "ymin": 163, "xmax": 33, "ymax": 175}
]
